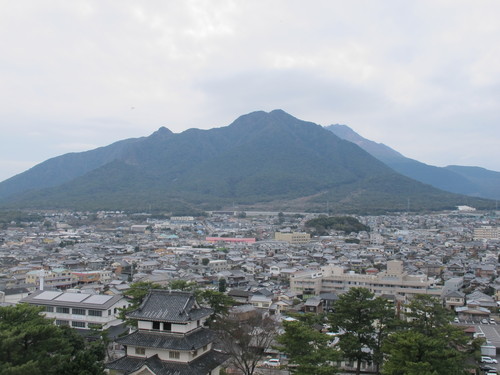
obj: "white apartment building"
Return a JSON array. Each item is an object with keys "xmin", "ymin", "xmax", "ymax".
[
  {"xmin": 473, "ymin": 226, "xmax": 499, "ymax": 240},
  {"xmin": 21, "ymin": 290, "xmax": 130, "ymax": 330},
  {"xmin": 291, "ymin": 260, "xmax": 442, "ymax": 302}
]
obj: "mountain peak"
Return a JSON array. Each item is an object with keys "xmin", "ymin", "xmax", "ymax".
[{"xmin": 149, "ymin": 126, "xmax": 174, "ymax": 139}]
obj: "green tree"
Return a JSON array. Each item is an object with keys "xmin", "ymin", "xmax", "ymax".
[
  {"xmin": 218, "ymin": 278, "xmax": 227, "ymax": 293},
  {"xmin": 276, "ymin": 320, "xmax": 339, "ymax": 374},
  {"xmin": 329, "ymin": 288, "xmax": 391, "ymax": 375},
  {"xmin": 0, "ymin": 304, "xmax": 105, "ymax": 375},
  {"xmin": 404, "ymin": 294, "xmax": 453, "ymax": 336},
  {"xmin": 169, "ymin": 279, "xmax": 198, "ymax": 291},
  {"xmin": 201, "ymin": 258, "xmax": 210, "ymax": 266},
  {"xmin": 371, "ymin": 297, "xmax": 399, "ymax": 374},
  {"xmin": 196, "ymin": 290, "xmax": 235, "ymax": 323},
  {"xmin": 382, "ymin": 330, "xmax": 468, "ymax": 375},
  {"xmin": 382, "ymin": 294, "xmax": 471, "ymax": 375}
]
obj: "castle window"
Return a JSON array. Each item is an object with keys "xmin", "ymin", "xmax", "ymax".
[
  {"xmin": 152, "ymin": 321, "xmax": 160, "ymax": 330},
  {"xmin": 163, "ymin": 322, "xmax": 172, "ymax": 331},
  {"xmin": 135, "ymin": 347, "xmax": 146, "ymax": 355},
  {"xmin": 169, "ymin": 351, "xmax": 180, "ymax": 359}
]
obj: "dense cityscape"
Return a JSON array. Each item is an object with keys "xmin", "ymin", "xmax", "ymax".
[{"xmin": 1, "ymin": 208, "xmax": 499, "ymax": 374}]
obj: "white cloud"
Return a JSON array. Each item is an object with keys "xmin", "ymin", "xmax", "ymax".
[{"xmin": 0, "ymin": 0, "xmax": 499, "ymax": 182}]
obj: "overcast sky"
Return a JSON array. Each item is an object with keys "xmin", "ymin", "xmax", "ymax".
[{"xmin": 1, "ymin": 0, "xmax": 499, "ymax": 182}]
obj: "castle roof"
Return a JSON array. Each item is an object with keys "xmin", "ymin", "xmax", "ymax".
[
  {"xmin": 116, "ymin": 328, "xmax": 214, "ymax": 351},
  {"xmin": 127, "ymin": 290, "xmax": 212, "ymax": 322}
]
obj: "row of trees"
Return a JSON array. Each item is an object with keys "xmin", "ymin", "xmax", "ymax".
[{"xmin": 277, "ymin": 288, "xmax": 480, "ymax": 375}]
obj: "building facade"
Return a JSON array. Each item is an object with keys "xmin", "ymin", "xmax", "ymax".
[
  {"xmin": 21, "ymin": 290, "xmax": 129, "ymax": 330},
  {"xmin": 291, "ymin": 260, "xmax": 442, "ymax": 301},
  {"xmin": 106, "ymin": 290, "xmax": 228, "ymax": 375},
  {"xmin": 274, "ymin": 232, "xmax": 311, "ymax": 244}
]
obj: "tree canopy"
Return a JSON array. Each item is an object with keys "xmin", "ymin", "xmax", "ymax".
[
  {"xmin": 0, "ymin": 304, "xmax": 105, "ymax": 375},
  {"xmin": 277, "ymin": 319, "xmax": 339, "ymax": 375},
  {"xmin": 305, "ymin": 216, "xmax": 370, "ymax": 234},
  {"xmin": 382, "ymin": 294, "xmax": 472, "ymax": 375}
]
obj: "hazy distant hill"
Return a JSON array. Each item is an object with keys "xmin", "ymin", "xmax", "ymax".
[
  {"xmin": 0, "ymin": 110, "xmax": 493, "ymax": 213},
  {"xmin": 326, "ymin": 124, "xmax": 500, "ymax": 200}
]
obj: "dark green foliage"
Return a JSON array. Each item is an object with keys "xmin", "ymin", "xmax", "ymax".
[
  {"xmin": 276, "ymin": 320, "xmax": 339, "ymax": 374},
  {"xmin": 218, "ymin": 278, "xmax": 227, "ymax": 293},
  {"xmin": 329, "ymin": 288, "xmax": 397, "ymax": 375},
  {"xmin": 382, "ymin": 295, "xmax": 471, "ymax": 375},
  {"xmin": 1, "ymin": 110, "xmax": 493, "ymax": 213},
  {"xmin": 305, "ymin": 215, "xmax": 370, "ymax": 234},
  {"xmin": 0, "ymin": 210, "xmax": 43, "ymax": 224},
  {"xmin": 196, "ymin": 290, "xmax": 235, "ymax": 322},
  {"xmin": 169, "ymin": 279, "xmax": 198, "ymax": 291},
  {"xmin": 0, "ymin": 304, "xmax": 105, "ymax": 375}
]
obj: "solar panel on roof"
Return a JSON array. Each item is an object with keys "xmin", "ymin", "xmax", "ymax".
[
  {"xmin": 54, "ymin": 293, "xmax": 89, "ymax": 303},
  {"xmin": 33, "ymin": 291, "xmax": 63, "ymax": 300},
  {"xmin": 84, "ymin": 295, "xmax": 113, "ymax": 305}
]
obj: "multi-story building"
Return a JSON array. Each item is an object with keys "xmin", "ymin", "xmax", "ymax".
[
  {"xmin": 473, "ymin": 226, "xmax": 499, "ymax": 240},
  {"xmin": 106, "ymin": 290, "xmax": 228, "ymax": 375},
  {"xmin": 274, "ymin": 232, "xmax": 311, "ymax": 244},
  {"xmin": 291, "ymin": 260, "xmax": 442, "ymax": 302},
  {"xmin": 25, "ymin": 268, "xmax": 78, "ymax": 289},
  {"xmin": 21, "ymin": 290, "xmax": 129, "ymax": 330}
]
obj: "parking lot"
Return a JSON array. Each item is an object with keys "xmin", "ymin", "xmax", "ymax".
[{"xmin": 456, "ymin": 319, "xmax": 500, "ymax": 372}]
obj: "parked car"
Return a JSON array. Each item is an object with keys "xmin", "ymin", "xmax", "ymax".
[
  {"xmin": 481, "ymin": 364, "xmax": 496, "ymax": 372},
  {"xmin": 263, "ymin": 359, "xmax": 281, "ymax": 367},
  {"xmin": 482, "ymin": 319, "xmax": 489, "ymax": 324},
  {"xmin": 481, "ymin": 356, "xmax": 498, "ymax": 364},
  {"xmin": 490, "ymin": 318, "xmax": 496, "ymax": 324}
]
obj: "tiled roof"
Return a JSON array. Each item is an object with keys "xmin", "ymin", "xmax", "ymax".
[
  {"xmin": 116, "ymin": 328, "xmax": 215, "ymax": 351},
  {"xmin": 106, "ymin": 350, "xmax": 229, "ymax": 375},
  {"xmin": 127, "ymin": 290, "xmax": 212, "ymax": 322}
]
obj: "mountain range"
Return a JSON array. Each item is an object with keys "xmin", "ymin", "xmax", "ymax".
[
  {"xmin": 326, "ymin": 124, "xmax": 500, "ymax": 200},
  {"xmin": 0, "ymin": 110, "xmax": 495, "ymax": 214}
]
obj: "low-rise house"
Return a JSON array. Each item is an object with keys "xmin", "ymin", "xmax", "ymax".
[{"xmin": 444, "ymin": 291, "xmax": 465, "ymax": 311}]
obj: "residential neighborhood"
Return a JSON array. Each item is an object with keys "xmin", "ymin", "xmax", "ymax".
[{"xmin": 1, "ymin": 209, "xmax": 499, "ymax": 374}]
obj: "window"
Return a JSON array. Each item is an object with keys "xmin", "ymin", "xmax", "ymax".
[
  {"xmin": 72, "ymin": 321, "xmax": 86, "ymax": 328},
  {"xmin": 72, "ymin": 308, "xmax": 85, "ymax": 315},
  {"xmin": 56, "ymin": 320, "xmax": 69, "ymax": 326},
  {"xmin": 135, "ymin": 347, "xmax": 146, "ymax": 355},
  {"xmin": 203, "ymin": 345, "xmax": 208, "ymax": 351},
  {"xmin": 163, "ymin": 322, "xmax": 172, "ymax": 331},
  {"xmin": 56, "ymin": 307, "xmax": 70, "ymax": 314},
  {"xmin": 192, "ymin": 349, "xmax": 198, "ymax": 357},
  {"xmin": 45, "ymin": 306, "xmax": 54, "ymax": 312},
  {"xmin": 152, "ymin": 321, "xmax": 160, "ymax": 330},
  {"xmin": 169, "ymin": 351, "xmax": 180, "ymax": 359},
  {"xmin": 88, "ymin": 310, "xmax": 102, "ymax": 317}
]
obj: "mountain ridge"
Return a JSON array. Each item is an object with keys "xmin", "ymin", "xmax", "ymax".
[
  {"xmin": 326, "ymin": 124, "xmax": 500, "ymax": 200},
  {"xmin": 0, "ymin": 110, "xmax": 495, "ymax": 213}
]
